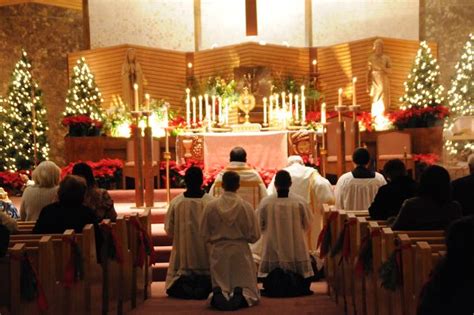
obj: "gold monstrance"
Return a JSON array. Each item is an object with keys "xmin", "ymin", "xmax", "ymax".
[{"xmin": 238, "ymin": 87, "xmax": 256, "ymax": 124}]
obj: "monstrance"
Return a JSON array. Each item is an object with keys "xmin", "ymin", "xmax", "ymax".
[{"xmin": 238, "ymin": 87, "xmax": 256, "ymax": 124}]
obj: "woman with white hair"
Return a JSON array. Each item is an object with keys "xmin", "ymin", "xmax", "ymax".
[{"xmin": 20, "ymin": 161, "xmax": 61, "ymax": 221}]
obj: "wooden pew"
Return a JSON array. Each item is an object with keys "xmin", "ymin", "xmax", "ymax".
[{"xmin": 0, "ymin": 243, "xmax": 25, "ymax": 315}]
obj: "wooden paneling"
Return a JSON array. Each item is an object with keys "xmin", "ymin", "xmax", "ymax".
[
  {"xmin": 318, "ymin": 37, "xmax": 437, "ymax": 112},
  {"xmin": 0, "ymin": 0, "xmax": 82, "ymax": 10},
  {"xmin": 67, "ymin": 44, "xmax": 187, "ymax": 112}
]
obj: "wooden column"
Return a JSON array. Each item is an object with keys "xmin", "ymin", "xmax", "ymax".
[
  {"xmin": 132, "ymin": 114, "xmax": 144, "ymax": 208},
  {"xmin": 143, "ymin": 116, "xmax": 154, "ymax": 207},
  {"xmin": 245, "ymin": 0, "xmax": 258, "ymax": 36},
  {"xmin": 82, "ymin": 0, "xmax": 91, "ymax": 50},
  {"xmin": 336, "ymin": 121, "xmax": 346, "ymax": 176}
]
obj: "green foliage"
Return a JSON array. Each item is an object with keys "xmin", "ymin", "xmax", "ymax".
[{"xmin": 0, "ymin": 50, "xmax": 49, "ymax": 171}]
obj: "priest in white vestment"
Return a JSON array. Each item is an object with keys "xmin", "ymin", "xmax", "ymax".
[
  {"xmin": 209, "ymin": 147, "xmax": 267, "ymax": 209},
  {"xmin": 335, "ymin": 148, "xmax": 386, "ymax": 210},
  {"xmin": 165, "ymin": 166, "xmax": 213, "ymax": 299},
  {"xmin": 267, "ymin": 155, "xmax": 335, "ymax": 253},
  {"xmin": 201, "ymin": 171, "xmax": 261, "ymax": 310},
  {"xmin": 258, "ymin": 170, "xmax": 314, "ymax": 297}
]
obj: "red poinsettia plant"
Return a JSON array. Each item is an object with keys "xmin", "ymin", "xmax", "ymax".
[
  {"xmin": 413, "ymin": 153, "xmax": 440, "ymax": 166},
  {"xmin": 62, "ymin": 159, "xmax": 124, "ymax": 188},
  {"xmin": 388, "ymin": 106, "xmax": 449, "ymax": 129},
  {"xmin": 0, "ymin": 170, "xmax": 30, "ymax": 196},
  {"xmin": 62, "ymin": 115, "xmax": 103, "ymax": 128}
]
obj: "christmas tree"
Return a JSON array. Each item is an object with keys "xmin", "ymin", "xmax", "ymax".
[
  {"xmin": 63, "ymin": 57, "xmax": 105, "ymax": 130},
  {"xmin": 444, "ymin": 33, "xmax": 474, "ymax": 157},
  {"xmin": 0, "ymin": 50, "xmax": 49, "ymax": 171},
  {"xmin": 400, "ymin": 41, "xmax": 445, "ymax": 110}
]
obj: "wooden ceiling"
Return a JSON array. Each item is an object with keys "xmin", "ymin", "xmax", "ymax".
[{"xmin": 0, "ymin": 0, "xmax": 82, "ymax": 10}]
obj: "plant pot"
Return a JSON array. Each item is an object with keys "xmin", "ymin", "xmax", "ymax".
[{"xmin": 68, "ymin": 124, "xmax": 90, "ymax": 137}]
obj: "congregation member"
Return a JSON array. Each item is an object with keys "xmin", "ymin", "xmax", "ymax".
[
  {"xmin": 452, "ymin": 154, "xmax": 474, "ymax": 216},
  {"xmin": 335, "ymin": 147, "xmax": 386, "ymax": 210},
  {"xmin": 201, "ymin": 171, "xmax": 260, "ymax": 310},
  {"xmin": 33, "ymin": 175, "xmax": 98, "ymax": 234},
  {"xmin": 0, "ymin": 211, "xmax": 18, "ymax": 233},
  {"xmin": 267, "ymin": 155, "xmax": 334, "ymax": 254},
  {"xmin": 0, "ymin": 187, "xmax": 19, "ymax": 219},
  {"xmin": 258, "ymin": 170, "xmax": 314, "ymax": 297},
  {"xmin": 72, "ymin": 162, "xmax": 117, "ymax": 221},
  {"xmin": 20, "ymin": 160, "xmax": 60, "ymax": 221},
  {"xmin": 209, "ymin": 147, "xmax": 267, "ymax": 208},
  {"xmin": 369, "ymin": 159, "xmax": 417, "ymax": 220},
  {"xmin": 417, "ymin": 216, "xmax": 474, "ymax": 315},
  {"xmin": 391, "ymin": 165, "xmax": 462, "ymax": 230},
  {"xmin": 164, "ymin": 166, "xmax": 213, "ymax": 300}
]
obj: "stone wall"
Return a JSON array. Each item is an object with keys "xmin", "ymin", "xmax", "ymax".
[
  {"xmin": 420, "ymin": 0, "xmax": 474, "ymax": 88},
  {"xmin": 0, "ymin": 3, "xmax": 84, "ymax": 165}
]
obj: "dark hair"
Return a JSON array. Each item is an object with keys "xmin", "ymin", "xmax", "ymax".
[
  {"xmin": 383, "ymin": 159, "xmax": 407, "ymax": 181},
  {"xmin": 72, "ymin": 162, "xmax": 95, "ymax": 188},
  {"xmin": 222, "ymin": 171, "xmax": 240, "ymax": 192},
  {"xmin": 230, "ymin": 147, "xmax": 247, "ymax": 162},
  {"xmin": 445, "ymin": 216, "xmax": 474, "ymax": 266},
  {"xmin": 185, "ymin": 166, "xmax": 203, "ymax": 188},
  {"xmin": 274, "ymin": 170, "xmax": 292, "ymax": 189},
  {"xmin": 418, "ymin": 165, "xmax": 451, "ymax": 204},
  {"xmin": 58, "ymin": 175, "xmax": 87, "ymax": 206},
  {"xmin": 352, "ymin": 147, "xmax": 370, "ymax": 166}
]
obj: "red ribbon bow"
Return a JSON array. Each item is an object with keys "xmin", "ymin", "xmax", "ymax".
[
  {"xmin": 100, "ymin": 223, "xmax": 124, "ymax": 263},
  {"xmin": 129, "ymin": 217, "xmax": 156, "ymax": 267}
]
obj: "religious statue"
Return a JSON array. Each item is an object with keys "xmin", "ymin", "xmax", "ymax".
[
  {"xmin": 121, "ymin": 48, "xmax": 145, "ymax": 109},
  {"xmin": 238, "ymin": 87, "xmax": 256, "ymax": 124},
  {"xmin": 366, "ymin": 39, "xmax": 391, "ymax": 119}
]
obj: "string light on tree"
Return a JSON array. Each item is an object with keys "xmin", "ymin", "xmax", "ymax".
[
  {"xmin": 0, "ymin": 50, "xmax": 49, "ymax": 171},
  {"xmin": 443, "ymin": 33, "xmax": 474, "ymax": 157}
]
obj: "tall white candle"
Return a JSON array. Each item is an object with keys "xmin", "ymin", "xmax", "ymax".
[
  {"xmin": 275, "ymin": 94, "xmax": 279, "ymax": 111},
  {"xmin": 205, "ymin": 97, "xmax": 211, "ymax": 130},
  {"xmin": 338, "ymin": 88, "xmax": 343, "ymax": 107},
  {"xmin": 263, "ymin": 97, "xmax": 267, "ymax": 125},
  {"xmin": 204, "ymin": 93, "xmax": 209, "ymax": 119},
  {"xmin": 198, "ymin": 95, "xmax": 203, "ymax": 122},
  {"xmin": 281, "ymin": 92, "xmax": 286, "ymax": 111},
  {"xmin": 321, "ymin": 102, "xmax": 327, "ymax": 124},
  {"xmin": 289, "ymin": 93, "xmax": 293, "ymax": 121},
  {"xmin": 185, "ymin": 88, "xmax": 191, "ymax": 126},
  {"xmin": 295, "ymin": 94, "xmax": 299, "ymax": 121},
  {"xmin": 301, "ymin": 85, "xmax": 306, "ymax": 123},
  {"xmin": 134, "ymin": 83, "xmax": 139, "ymax": 112},
  {"xmin": 269, "ymin": 95, "xmax": 274, "ymax": 125},
  {"xmin": 218, "ymin": 97, "xmax": 222, "ymax": 124},
  {"xmin": 192, "ymin": 96, "xmax": 197, "ymax": 124},
  {"xmin": 144, "ymin": 93, "xmax": 150, "ymax": 111},
  {"xmin": 352, "ymin": 77, "xmax": 357, "ymax": 106},
  {"xmin": 211, "ymin": 95, "xmax": 216, "ymax": 123}
]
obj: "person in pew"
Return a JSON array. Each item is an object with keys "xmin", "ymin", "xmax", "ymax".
[
  {"xmin": 258, "ymin": 170, "xmax": 314, "ymax": 297},
  {"xmin": 451, "ymin": 153, "xmax": 474, "ymax": 216},
  {"xmin": 391, "ymin": 165, "xmax": 462, "ymax": 230},
  {"xmin": 33, "ymin": 175, "xmax": 99, "ymax": 234},
  {"xmin": 0, "ymin": 187, "xmax": 19, "ymax": 219},
  {"xmin": 368, "ymin": 159, "xmax": 417, "ymax": 220},
  {"xmin": 0, "ymin": 211, "xmax": 18, "ymax": 233},
  {"xmin": 20, "ymin": 160, "xmax": 60, "ymax": 221},
  {"xmin": 417, "ymin": 216, "xmax": 474, "ymax": 315},
  {"xmin": 72, "ymin": 162, "xmax": 117, "ymax": 221},
  {"xmin": 335, "ymin": 147, "xmax": 386, "ymax": 210},
  {"xmin": 165, "ymin": 166, "xmax": 213, "ymax": 300},
  {"xmin": 201, "ymin": 171, "xmax": 260, "ymax": 310},
  {"xmin": 266, "ymin": 156, "xmax": 334, "ymax": 256}
]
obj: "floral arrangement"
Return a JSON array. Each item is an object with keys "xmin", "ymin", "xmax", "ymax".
[
  {"xmin": 413, "ymin": 153, "xmax": 439, "ymax": 166},
  {"xmin": 0, "ymin": 170, "xmax": 29, "ymax": 196},
  {"xmin": 271, "ymin": 74, "xmax": 322, "ymax": 103},
  {"xmin": 62, "ymin": 115, "xmax": 103, "ymax": 137},
  {"xmin": 305, "ymin": 111, "xmax": 376, "ymax": 132},
  {"xmin": 389, "ymin": 106, "xmax": 449, "ymax": 129},
  {"xmin": 62, "ymin": 158, "xmax": 124, "ymax": 189},
  {"xmin": 205, "ymin": 76, "xmax": 238, "ymax": 104}
]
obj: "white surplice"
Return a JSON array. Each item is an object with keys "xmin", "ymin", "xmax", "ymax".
[
  {"xmin": 267, "ymin": 163, "xmax": 335, "ymax": 252},
  {"xmin": 164, "ymin": 193, "xmax": 214, "ymax": 290},
  {"xmin": 209, "ymin": 161, "xmax": 268, "ymax": 209},
  {"xmin": 200, "ymin": 192, "xmax": 261, "ymax": 306},
  {"xmin": 257, "ymin": 193, "xmax": 314, "ymax": 279},
  {"xmin": 335, "ymin": 172, "xmax": 387, "ymax": 210}
]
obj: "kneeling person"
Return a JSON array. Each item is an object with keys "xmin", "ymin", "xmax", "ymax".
[
  {"xmin": 201, "ymin": 171, "xmax": 260, "ymax": 310},
  {"xmin": 258, "ymin": 170, "xmax": 314, "ymax": 297},
  {"xmin": 165, "ymin": 166, "xmax": 213, "ymax": 299}
]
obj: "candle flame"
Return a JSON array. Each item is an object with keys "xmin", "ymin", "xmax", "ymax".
[
  {"xmin": 312, "ymin": 59, "xmax": 317, "ymax": 65},
  {"xmin": 353, "ymin": 77, "xmax": 357, "ymax": 83},
  {"xmin": 185, "ymin": 88, "xmax": 190, "ymax": 94},
  {"xmin": 133, "ymin": 83, "xmax": 138, "ymax": 90},
  {"xmin": 338, "ymin": 88, "xmax": 343, "ymax": 94}
]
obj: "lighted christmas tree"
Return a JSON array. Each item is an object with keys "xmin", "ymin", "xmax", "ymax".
[
  {"xmin": 444, "ymin": 33, "xmax": 474, "ymax": 157},
  {"xmin": 63, "ymin": 57, "xmax": 105, "ymax": 135},
  {"xmin": 400, "ymin": 41, "xmax": 445, "ymax": 110},
  {"xmin": 0, "ymin": 50, "xmax": 49, "ymax": 171}
]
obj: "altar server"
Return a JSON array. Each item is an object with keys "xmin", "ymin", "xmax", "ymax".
[
  {"xmin": 209, "ymin": 147, "xmax": 267, "ymax": 209},
  {"xmin": 335, "ymin": 147, "xmax": 386, "ymax": 210},
  {"xmin": 267, "ymin": 155, "xmax": 334, "ymax": 253},
  {"xmin": 201, "ymin": 171, "xmax": 260, "ymax": 310},
  {"xmin": 165, "ymin": 166, "xmax": 213, "ymax": 299},
  {"xmin": 258, "ymin": 170, "xmax": 314, "ymax": 297}
]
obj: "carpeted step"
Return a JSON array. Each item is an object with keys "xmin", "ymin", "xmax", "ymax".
[
  {"xmin": 152, "ymin": 262, "xmax": 169, "ymax": 282},
  {"xmin": 152, "ymin": 224, "xmax": 173, "ymax": 246},
  {"xmin": 154, "ymin": 246, "xmax": 172, "ymax": 263},
  {"xmin": 151, "ymin": 208, "xmax": 167, "ymax": 224},
  {"xmin": 108, "ymin": 189, "xmax": 184, "ymax": 204}
]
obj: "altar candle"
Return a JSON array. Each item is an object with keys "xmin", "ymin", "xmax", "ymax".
[
  {"xmin": 295, "ymin": 94, "xmax": 299, "ymax": 121},
  {"xmin": 198, "ymin": 95, "xmax": 203, "ymax": 122},
  {"xmin": 218, "ymin": 97, "xmax": 222, "ymax": 124},
  {"xmin": 185, "ymin": 88, "xmax": 191, "ymax": 126},
  {"xmin": 275, "ymin": 94, "xmax": 279, "ymax": 111},
  {"xmin": 192, "ymin": 96, "xmax": 197, "ymax": 124},
  {"xmin": 205, "ymin": 95, "xmax": 211, "ymax": 130},
  {"xmin": 301, "ymin": 85, "xmax": 306, "ymax": 123},
  {"xmin": 338, "ymin": 88, "xmax": 343, "ymax": 107},
  {"xmin": 352, "ymin": 77, "xmax": 357, "ymax": 106},
  {"xmin": 321, "ymin": 102, "xmax": 326, "ymax": 124},
  {"xmin": 263, "ymin": 97, "xmax": 267, "ymax": 125},
  {"xmin": 134, "ymin": 84, "xmax": 139, "ymax": 112},
  {"xmin": 211, "ymin": 95, "xmax": 216, "ymax": 122},
  {"xmin": 269, "ymin": 95, "xmax": 274, "ymax": 125},
  {"xmin": 281, "ymin": 92, "xmax": 286, "ymax": 111},
  {"xmin": 144, "ymin": 93, "xmax": 150, "ymax": 111},
  {"xmin": 289, "ymin": 93, "xmax": 293, "ymax": 121}
]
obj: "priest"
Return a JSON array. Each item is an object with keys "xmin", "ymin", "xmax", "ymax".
[
  {"xmin": 201, "ymin": 171, "xmax": 260, "ymax": 310},
  {"xmin": 164, "ymin": 166, "xmax": 213, "ymax": 299}
]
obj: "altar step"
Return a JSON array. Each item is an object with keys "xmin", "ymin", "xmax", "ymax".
[{"xmin": 152, "ymin": 223, "xmax": 173, "ymax": 282}]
